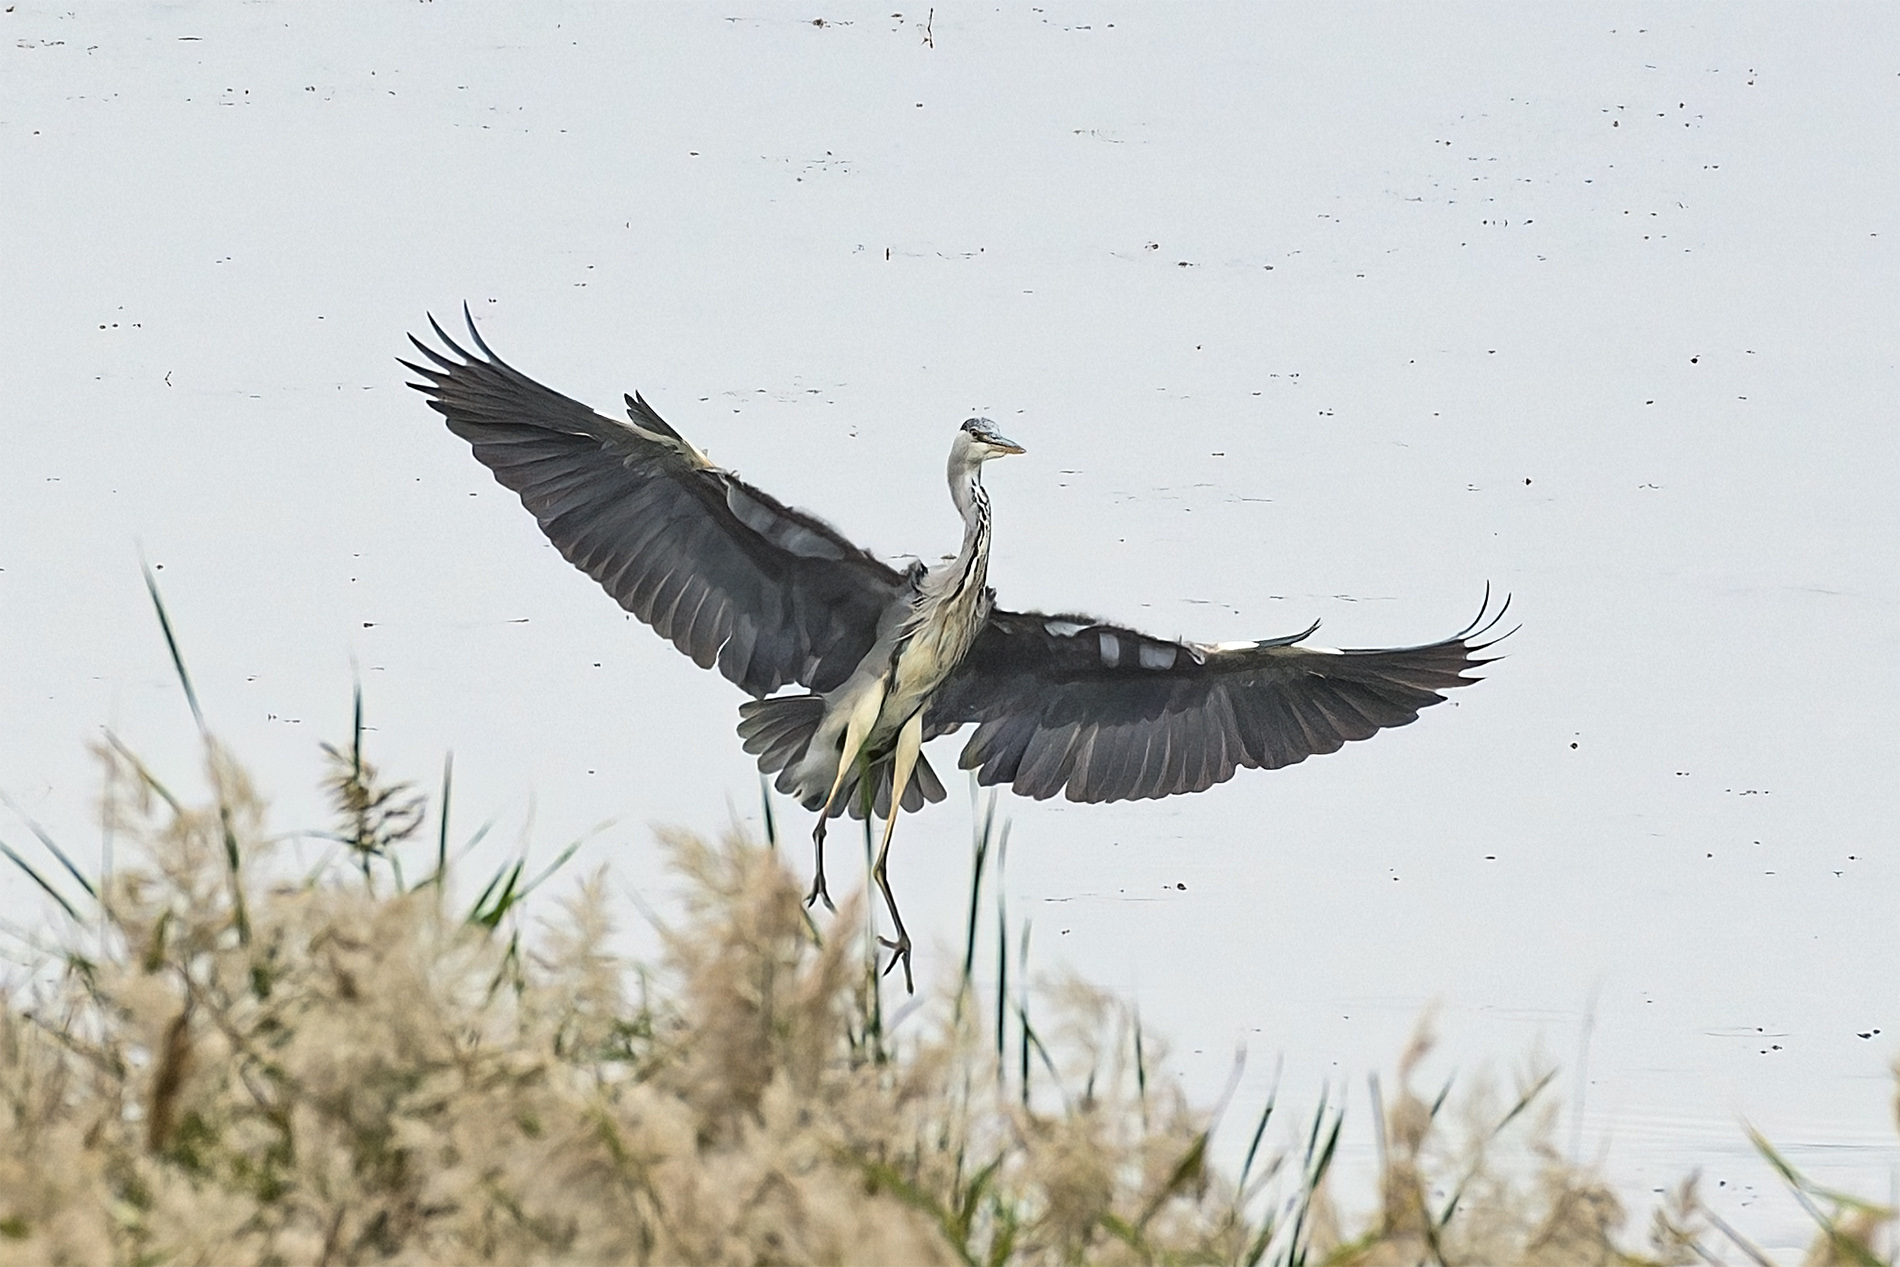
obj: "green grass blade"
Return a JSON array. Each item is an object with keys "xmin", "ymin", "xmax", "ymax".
[
  {"xmin": 468, "ymin": 857, "xmax": 524, "ymax": 928},
  {"xmin": 1747, "ymin": 1125, "xmax": 1890, "ymax": 1266},
  {"xmin": 351, "ymin": 679, "xmax": 365, "ymax": 780},
  {"xmin": 1492, "ymin": 1068, "xmax": 1556, "ymax": 1136},
  {"xmin": 955, "ymin": 1155, "xmax": 1003, "ymax": 1241},
  {"xmin": 993, "ymin": 820, "xmax": 1011, "ymax": 1070},
  {"xmin": 1096, "ymin": 1211, "xmax": 1146, "ymax": 1253},
  {"xmin": 1368, "ymin": 1072, "xmax": 1388, "ymax": 1175},
  {"xmin": 956, "ymin": 788, "xmax": 996, "ymax": 1023},
  {"xmin": 0, "ymin": 792, "xmax": 97, "ymax": 901},
  {"xmin": 463, "ymin": 816, "xmax": 592, "ymax": 927},
  {"xmin": 1436, "ymin": 1068, "xmax": 1558, "ymax": 1229},
  {"xmin": 1698, "ymin": 1205, "xmax": 1778, "ymax": 1267},
  {"xmin": 1310, "ymin": 1110, "xmax": 1341, "ymax": 1185},
  {"xmin": 1237, "ymin": 1077, "xmax": 1277, "ymax": 1195},
  {"xmin": 1749, "ymin": 1124, "xmax": 1893, "ymax": 1215},
  {"xmin": 142, "ymin": 566, "xmax": 249, "ymax": 946},
  {"xmin": 217, "ymin": 800, "xmax": 251, "ymax": 947},
  {"xmin": 1283, "ymin": 1095, "xmax": 1343, "ymax": 1267},
  {"xmin": 1134, "ymin": 1008, "xmax": 1148, "ymax": 1130},
  {"xmin": 1303, "ymin": 1085, "xmax": 1330, "ymax": 1161},
  {"xmin": 103, "ymin": 731, "xmax": 185, "ymax": 815},
  {"xmin": 143, "ymin": 560, "xmax": 207, "ymax": 735},
  {"xmin": 0, "ymin": 838, "xmax": 81, "ymax": 922},
  {"xmin": 846, "ymin": 1152, "xmax": 980, "ymax": 1267},
  {"xmin": 1243, "ymin": 1218, "xmax": 1278, "ymax": 1267},
  {"xmin": 518, "ymin": 834, "xmax": 590, "ymax": 900},
  {"xmin": 1017, "ymin": 919, "xmax": 1031, "ymax": 1107},
  {"xmin": 461, "ymin": 817, "xmax": 496, "ymax": 858},
  {"xmin": 428, "ymin": 752, "xmax": 453, "ymax": 891},
  {"xmin": 1136, "ymin": 1131, "xmax": 1207, "ymax": 1231}
]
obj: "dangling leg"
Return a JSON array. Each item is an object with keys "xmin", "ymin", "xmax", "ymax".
[
  {"xmin": 807, "ymin": 816, "xmax": 834, "ymax": 912},
  {"xmin": 874, "ymin": 711, "xmax": 925, "ymax": 993},
  {"xmin": 807, "ymin": 679, "xmax": 887, "ymax": 912}
]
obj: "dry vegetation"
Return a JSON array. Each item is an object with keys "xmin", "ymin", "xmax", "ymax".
[{"xmin": 0, "ymin": 680, "xmax": 1891, "ymax": 1263}]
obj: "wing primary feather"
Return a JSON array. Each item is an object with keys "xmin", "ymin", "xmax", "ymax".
[
  {"xmin": 461, "ymin": 301, "xmax": 502, "ymax": 363},
  {"xmin": 1145, "ymin": 723, "xmax": 1176, "ymax": 799},
  {"xmin": 1107, "ymin": 725, "xmax": 1141, "ymax": 800},
  {"xmin": 1250, "ymin": 617, "xmax": 1323, "ymax": 650},
  {"xmin": 402, "ymin": 336, "xmax": 459, "ymax": 374},
  {"xmin": 1157, "ymin": 710, "xmax": 1189, "ymax": 798},
  {"xmin": 1188, "ymin": 702, "xmax": 1221, "ymax": 791},
  {"xmin": 1063, "ymin": 726, "xmax": 1100, "ymax": 802},
  {"xmin": 426, "ymin": 312, "xmax": 473, "ymax": 363},
  {"xmin": 410, "ymin": 314, "xmax": 906, "ymax": 698},
  {"xmin": 1178, "ymin": 703, "xmax": 1209, "ymax": 795}
]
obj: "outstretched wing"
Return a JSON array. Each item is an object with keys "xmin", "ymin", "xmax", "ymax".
[
  {"xmin": 403, "ymin": 308, "xmax": 906, "ymax": 697},
  {"xmin": 924, "ymin": 592, "xmax": 1509, "ymax": 802}
]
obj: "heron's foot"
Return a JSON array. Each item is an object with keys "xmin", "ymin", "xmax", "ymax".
[
  {"xmin": 878, "ymin": 932, "xmax": 914, "ymax": 994},
  {"xmin": 806, "ymin": 819, "xmax": 836, "ymax": 912}
]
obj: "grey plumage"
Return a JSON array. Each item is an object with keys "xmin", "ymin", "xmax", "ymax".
[
  {"xmin": 405, "ymin": 308, "xmax": 1507, "ymax": 990},
  {"xmin": 925, "ymin": 602, "xmax": 1508, "ymax": 803},
  {"xmin": 403, "ymin": 313, "xmax": 904, "ymax": 701}
]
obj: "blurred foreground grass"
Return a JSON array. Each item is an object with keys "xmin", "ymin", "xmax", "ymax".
[
  {"xmin": 2, "ymin": 731, "xmax": 1890, "ymax": 1266},
  {"xmin": 0, "ymin": 583, "xmax": 1891, "ymax": 1264}
]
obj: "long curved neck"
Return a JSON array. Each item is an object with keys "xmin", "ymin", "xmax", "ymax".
[{"xmin": 946, "ymin": 458, "xmax": 992, "ymax": 592}]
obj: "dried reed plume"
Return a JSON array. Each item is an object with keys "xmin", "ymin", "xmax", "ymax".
[{"xmin": 0, "ymin": 721, "xmax": 1890, "ymax": 1264}]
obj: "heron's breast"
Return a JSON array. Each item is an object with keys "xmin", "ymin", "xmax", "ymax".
[{"xmin": 878, "ymin": 606, "xmax": 976, "ymax": 726}]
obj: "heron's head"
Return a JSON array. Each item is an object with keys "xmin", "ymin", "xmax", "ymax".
[{"xmin": 956, "ymin": 416, "xmax": 1026, "ymax": 463}]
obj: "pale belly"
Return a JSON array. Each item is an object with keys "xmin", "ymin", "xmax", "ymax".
[{"xmin": 867, "ymin": 600, "xmax": 982, "ymax": 750}]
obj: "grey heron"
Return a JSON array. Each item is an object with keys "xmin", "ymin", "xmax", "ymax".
[{"xmin": 404, "ymin": 310, "xmax": 1507, "ymax": 990}]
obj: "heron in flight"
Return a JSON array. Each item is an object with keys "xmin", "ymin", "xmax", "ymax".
[{"xmin": 404, "ymin": 309, "xmax": 1506, "ymax": 989}]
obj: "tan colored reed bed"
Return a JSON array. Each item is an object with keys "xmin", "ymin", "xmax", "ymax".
[{"xmin": 0, "ymin": 720, "xmax": 1888, "ymax": 1264}]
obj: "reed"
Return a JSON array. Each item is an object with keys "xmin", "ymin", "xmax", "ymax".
[{"xmin": 0, "ymin": 584, "xmax": 1889, "ymax": 1264}]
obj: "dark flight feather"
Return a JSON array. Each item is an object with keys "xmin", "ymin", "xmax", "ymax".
[
  {"xmin": 925, "ymin": 593, "xmax": 1509, "ymax": 803},
  {"xmin": 403, "ymin": 308, "xmax": 905, "ymax": 698}
]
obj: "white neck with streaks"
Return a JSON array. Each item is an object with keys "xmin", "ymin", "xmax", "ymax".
[
  {"xmin": 948, "ymin": 462, "xmax": 990, "ymax": 584},
  {"xmin": 913, "ymin": 455, "xmax": 991, "ymax": 615}
]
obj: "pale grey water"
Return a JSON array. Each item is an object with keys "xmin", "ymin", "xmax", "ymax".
[{"xmin": 3, "ymin": 3, "xmax": 1896, "ymax": 1251}]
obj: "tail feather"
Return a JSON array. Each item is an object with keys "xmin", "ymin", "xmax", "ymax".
[
  {"xmin": 737, "ymin": 694, "xmax": 825, "ymax": 774},
  {"xmin": 738, "ymin": 694, "xmax": 949, "ymax": 819},
  {"xmin": 904, "ymin": 751, "xmax": 948, "ymax": 812},
  {"xmin": 836, "ymin": 751, "xmax": 948, "ymax": 819}
]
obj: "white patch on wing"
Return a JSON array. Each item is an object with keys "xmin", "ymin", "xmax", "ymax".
[
  {"xmin": 1137, "ymin": 642, "xmax": 1177, "ymax": 670},
  {"xmin": 1198, "ymin": 638, "xmax": 1341, "ymax": 657},
  {"xmin": 627, "ymin": 422, "xmax": 714, "ymax": 469},
  {"xmin": 1097, "ymin": 631, "xmax": 1122, "ymax": 667},
  {"xmin": 1044, "ymin": 619, "xmax": 1088, "ymax": 637}
]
